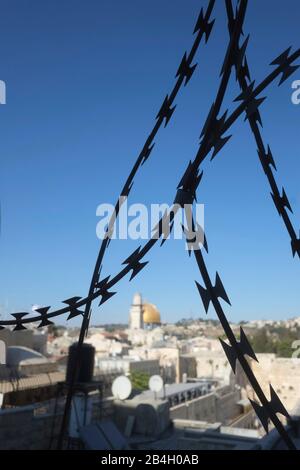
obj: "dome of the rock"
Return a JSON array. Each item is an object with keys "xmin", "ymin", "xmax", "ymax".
[{"xmin": 143, "ymin": 303, "xmax": 161, "ymax": 325}]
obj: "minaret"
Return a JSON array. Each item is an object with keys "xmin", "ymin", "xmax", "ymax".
[{"xmin": 129, "ymin": 293, "xmax": 144, "ymax": 329}]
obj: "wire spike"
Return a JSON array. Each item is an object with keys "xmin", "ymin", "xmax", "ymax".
[
  {"xmin": 215, "ymin": 272, "xmax": 231, "ymax": 306},
  {"xmin": 243, "ymin": 97, "xmax": 266, "ymax": 125},
  {"xmin": 291, "ymin": 235, "xmax": 300, "ymax": 258},
  {"xmin": 193, "ymin": 8, "xmax": 215, "ymax": 43},
  {"xmin": 177, "ymin": 161, "xmax": 193, "ymax": 189},
  {"xmin": 278, "ymin": 64, "xmax": 300, "ymax": 86},
  {"xmin": 176, "ymin": 164, "xmax": 202, "ymax": 202},
  {"xmin": 12, "ymin": 312, "xmax": 30, "ymax": 331},
  {"xmin": 240, "ymin": 327, "xmax": 258, "ymax": 362},
  {"xmin": 176, "ymin": 52, "xmax": 197, "ymax": 85},
  {"xmin": 38, "ymin": 318, "xmax": 54, "ymax": 328},
  {"xmin": 184, "ymin": 222, "xmax": 207, "ymax": 254},
  {"xmin": 220, "ymin": 338, "xmax": 237, "ymax": 373},
  {"xmin": 271, "ymin": 188, "xmax": 293, "ymax": 216},
  {"xmin": 270, "ymin": 47, "xmax": 292, "ymax": 66},
  {"xmin": 141, "ymin": 142, "xmax": 155, "ymax": 165},
  {"xmin": 281, "ymin": 187, "xmax": 293, "ymax": 213},
  {"xmin": 249, "ymin": 399, "xmax": 269, "ymax": 433},
  {"xmin": 13, "ymin": 324, "xmax": 27, "ymax": 331},
  {"xmin": 63, "ymin": 296, "xmax": 82, "ymax": 305},
  {"xmin": 235, "ymin": 34, "xmax": 250, "ymax": 79},
  {"xmin": 270, "ymin": 47, "xmax": 299, "ymax": 85},
  {"xmin": 95, "ymin": 276, "xmax": 116, "ymax": 305},
  {"xmin": 129, "ymin": 260, "xmax": 149, "ymax": 281},
  {"xmin": 99, "ymin": 290, "xmax": 116, "ymax": 306},
  {"xmin": 35, "ymin": 307, "xmax": 51, "ymax": 314},
  {"xmin": 160, "ymin": 223, "xmax": 174, "ymax": 247},
  {"xmin": 122, "ymin": 247, "xmax": 148, "ymax": 281},
  {"xmin": 269, "ymin": 384, "xmax": 290, "ymax": 419},
  {"xmin": 122, "ymin": 247, "xmax": 142, "ymax": 265},
  {"xmin": 211, "ymin": 135, "xmax": 232, "ymax": 160},
  {"xmin": 12, "ymin": 312, "xmax": 29, "ymax": 320},
  {"xmin": 200, "ymin": 102, "xmax": 215, "ymax": 138},
  {"xmin": 95, "ymin": 275, "xmax": 111, "ymax": 290},
  {"xmin": 66, "ymin": 310, "xmax": 83, "ymax": 321},
  {"xmin": 63, "ymin": 297, "xmax": 84, "ymax": 320},
  {"xmin": 160, "ymin": 222, "xmax": 174, "ymax": 247},
  {"xmin": 35, "ymin": 306, "xmax": 53, "ymax": 328},
  {"xmin": 195, "ymin": 281, "xmax": 211, "ymax": 313},
  {"xmin": 152, "ymin": 212, "xmax": 174, "ymax": 241},
  {"xmin": 234, "ymin": 80, "xmax": 255, "ymax": 102},
  {"xmin": 265, "ymin": 146, "xmax": 277, "ymax": 171},
  {"xmin": 156, "ymin": 95, "xmax": 176, "ymax": 126},
  {"xmin": 241, "ymin": 56, "xmax": 251, "ymax": 81},
  {"xmin": 258, "ymin": 147, "xmax": 277, "ymax": 174},
  {"xmin": 196, "ymin": 223, "xmax": 209, "ymax": 253}
]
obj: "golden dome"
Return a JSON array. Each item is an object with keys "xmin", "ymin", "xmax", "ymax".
[{"xmin": 143, "ymin": 303, "xmax": 161, "ymax": 324}]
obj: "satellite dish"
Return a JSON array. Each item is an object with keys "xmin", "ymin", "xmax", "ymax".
[
  {"xmin": 149, "ymin": 375, "xmax": 164, "ymax": 393},
  {"xmin": 112, "ymin": 375, "xmax": 132, "ymax": 401}
]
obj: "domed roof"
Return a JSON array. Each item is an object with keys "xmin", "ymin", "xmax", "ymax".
[
  {"xmin": 143, "ymin": 303, "xmax": 161, "ymax": 324},
  {"xmin": 6, "ymin": 346, "xmax": 48, "ymax": 367}
]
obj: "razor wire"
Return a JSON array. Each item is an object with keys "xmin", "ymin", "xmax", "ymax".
[
  {"xmin": 225, "ymin": 0, "xmax": 300, "ymax": 259},
  {"xmin": 180, "ymin": 0, "xmax": 298, "ymax": 449},
  {"xmin": 56, "ymin": 0, "xmax": 299, "ymax": 450},
  {"xmin": 57, "ymin": 0, "xmax": 248, "ymax": 446},
  {"xmin": 0, "ymin": 31, "xmax": 299, "ymax": 329},
  {"xmin": 182, "ymin": 204, "xmax": 296, "ymax": 450},
  {"xmin": 83, "ymin": 0, "xmax": 216, "ymax": 333},
  {"xmin": 0, "ymin": 0, "xmax": 299, "ymax": 450},
  {"xmin": 0, "ymin": 0, "xmax": 217, "ymax": 330}
]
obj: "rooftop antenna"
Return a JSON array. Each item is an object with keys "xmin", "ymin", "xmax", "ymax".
[
  {"xmin": 112, "ymin": 375, "xmax": 132, "ymax": 401},
  {"xmin": 149, "ymin": 374, "xmax": 164, "ymax": 400}
]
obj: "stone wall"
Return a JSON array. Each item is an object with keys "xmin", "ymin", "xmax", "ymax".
[
  {"xmin": 129, "ymin": 359, "xmax": 160, "ymax": 376},
  {"xmin": 250, "ymin": 354, "xmax": 300, "ymax": 413},
  {"xmin": 179, "ymin": 355, "xmax": 197, "ymax": 381},
  {"xmin": 146, "ymin": 348, "xmax": 179, "ymax": 383},
  {"xmin": 230, "ymin": 410, "xmax": 256, "ymax": 429},
  {"xmin": 195, "ymin": 352, "xmax": 232, "ymax": 384},
  {"xmin": 169, "ymin": 386, "xmax": 242, "ymax": 425},
  {"xmin": 0, "ymin": 396, "xmax": 114, "ymax": 450},
  {"xmin": 193, "ymin": 351, "xmax": 300, "ymax": 416},
  {"xmin": 0, "ymin": 405, "xmax": 57, "ymax": 450}
]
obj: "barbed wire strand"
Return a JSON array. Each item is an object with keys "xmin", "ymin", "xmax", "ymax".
[
  {"xmin": 0, "ymin": 37, "xmax": 299, "ymax": 329},
  {"xmin": 182, "ymin": 204, "xmax": 296, "ymax": 450},
  {"xmin": 0, "ymin": 1, "xmax": 298, "ymax": 450},
  {"xmin": 225, "ymin": 0, "xmax": 300, "ymax": 259},
  {"xmin": 56, "ymin": 0, "xmax": 217, "ymax": 449}
]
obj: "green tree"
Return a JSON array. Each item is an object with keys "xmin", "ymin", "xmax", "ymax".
[{"xmin": 130, "ymin": 371, "xmax": 150, "ymax": 391}]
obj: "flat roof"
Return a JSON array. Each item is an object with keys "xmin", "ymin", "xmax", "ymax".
[{"xmin": 141, "ymin": 381, "xmax": 210, "ymax": 399}]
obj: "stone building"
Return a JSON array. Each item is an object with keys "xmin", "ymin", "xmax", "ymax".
[
  {"xmin": 129, "ymin": 293, "xmax": 144, "ymax": 330},
  {"xmin": 128, "ymin": 293, "xmax": 161, "ymax": 330},
  {"xmin": 94, "ymin": 356, "xmax": 160, "ymax": 377},
  {"xmin": 0, "ymin": 329, "xmax": 47, "ymax": 356}
]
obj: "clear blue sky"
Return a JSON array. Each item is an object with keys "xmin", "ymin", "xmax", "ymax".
[{"xmin": 0, "ymin": 0, "xmax": 299, "ymax": 325}]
